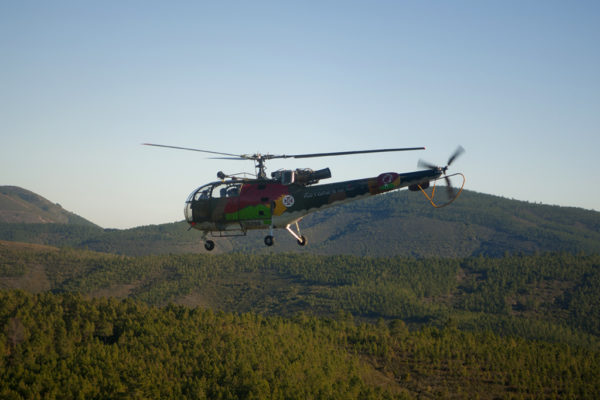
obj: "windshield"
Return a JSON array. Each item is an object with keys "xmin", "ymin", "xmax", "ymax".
[
  {"xmin": 186, "ymin": 181, "xmax": 243, "ymax": 202},
  {"xmin": 211, "ymin": 182, "xmax": 242, "ymax": 198},
  {"xmin": 186, "ymin": 184, "xmax": 212, "ymax": 202}
]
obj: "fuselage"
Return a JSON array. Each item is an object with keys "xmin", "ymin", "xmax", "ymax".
[{"xmin": 185, "ymin": 168, "xmax": 442, "ymax": 233}]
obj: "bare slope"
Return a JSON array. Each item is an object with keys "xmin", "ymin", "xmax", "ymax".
[{"xmin": 0, "ymin": 186, "xmax": 98, "ymax": 227}]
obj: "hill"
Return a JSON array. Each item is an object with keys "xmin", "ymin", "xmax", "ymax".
[
  {"xmin": 2, "ymin": 241, "xmax": 599, "ymax": 343},
  {"xmin": 3, "ymin": 185, "xmax": 600, "ymax": 398},
  {"xmin": 0, "ymin": 186, "xmax": 98, "ymax": 227},
  {"xmin": 1, "ymin": 186, "xmax": 599, "ymax": 257},
  {"xmin": 2, "ymin": 290, "xmax": 598, "ymax": 399},
  {"xmin": 1, "ymin": 243, "xmax": 599, "ymax": 397}
]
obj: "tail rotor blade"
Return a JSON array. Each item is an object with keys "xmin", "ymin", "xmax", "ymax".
[
  {"xmin": 447, "ymin": 146, "xmax": 465, "ymax": 166},
  {"xmin": 418, "ymin": 159, "xmax": 437, "ymax": 169},
  {"xmin": 445, "ymin": 175, "xmax": 456, "ymax": 199}
]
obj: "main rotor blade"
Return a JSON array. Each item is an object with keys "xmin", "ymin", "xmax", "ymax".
[
  {"xmin": 447, "ymin": 145, "xmax": 465, "ymax": 166},
  {"xmin": 143, "ymin": 143, "xmax": 426, "ymax": 162},
  {"xmin": 276, "ymin": 147, "xmax": 425, "ymax": 160},
  {"xmin": 142, "ymin": 143, "xmax": 245, "ymax": 159}
]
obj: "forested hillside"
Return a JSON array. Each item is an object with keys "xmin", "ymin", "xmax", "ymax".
[
  {"xmin": 2, "ymin": 290, "xmax": 598, "ymax": 399},
  {"xmin": 1, "ymin": 188, "xmax": 599, "ymax": 257},
  {"xmin": 2, "ymin": 185, "xmax": 600, "ymax": 397},
  {"xmin": 2, "ymin": 242, "xmax": 599, "ymax": 345},
  {"xmin": 2, "ymin": 241, "xmax": 600, "ymax": 397}
]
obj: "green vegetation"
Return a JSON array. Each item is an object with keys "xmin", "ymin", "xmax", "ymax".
[
  {"xmin": 0, "ymin": 291, "xmax": 381, "ymax": 399},
  {"xmin": 2, "ymin": 244, "xmax": 599, "ymax": 345},
  {"xmin": 2, "ymin": 185, "xmax": 600, "ymax": 397},
  {"xmin": 1, "ymin": 290, "xmax": 598, "ymax": 399},
  {"xmin": 303, "ymin": 189, "xmax": 600, "ymax": 257}
]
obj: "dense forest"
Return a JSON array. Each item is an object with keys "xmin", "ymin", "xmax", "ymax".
[
  {"xmin": 2, "ymin": 290, "xmax": 599, "ymax": 399},
  {"xmin": 2, "ymin": 243, "xmax": 599, "ymax": 344},
  {"xmin": 2, "ymin": 185, "xmax": 600, "ymax": 398},
  {"xmin": 1, "ymin": 241, "xmax": 600, "ymax": 397}
]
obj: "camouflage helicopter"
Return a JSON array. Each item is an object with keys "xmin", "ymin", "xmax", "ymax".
[{"xmin": 143, "ymin": 143, "xmax": 465, "ymax": 251}]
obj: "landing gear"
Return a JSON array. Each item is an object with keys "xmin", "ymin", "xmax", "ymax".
[
  {"xmin": 201, "ymin": 231, "xmax": 215, "ymax": 251},
  {"xmin": 297, "ymin": 235, "xmax": 307, "ymax": 246},
  {"xmin": 286, "ymin": 221, "xmax": 307, "ymax": 247},
  {"xmin": 263, "ymin": 222, "xmax": 307, "ymax": 247},
  {"xmin": 264, "ymin": 235, "xmax": 274, "ymax": 246}
]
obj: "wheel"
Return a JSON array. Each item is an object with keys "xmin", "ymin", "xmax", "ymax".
[
  {"xmin": 204, "ymin": 240, "xmax": 215, "ymax": 251},
  {"xmin": 297, "ymin": 235, "xmax": 307, "ymax": 246},
  {"xmin": 264, "ymin": 235, "xmax": 274, "ymax": 246}
]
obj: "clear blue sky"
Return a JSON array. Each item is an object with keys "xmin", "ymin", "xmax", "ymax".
[{"xmin": 2, "ymin": 1, "xmax": 599, "ymax": 228}]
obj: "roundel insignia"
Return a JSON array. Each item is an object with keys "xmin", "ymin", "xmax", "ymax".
[
  {"xmin": 382, "ymin": 174, "xmax": 394, "ymax": 184},
  {"xmin": 282, "ymin": 194, "xmax": 295, "ymax": 208},
  {"xmin": 377, "ymin": 172, "xmax": 398, "ymax": 186}
]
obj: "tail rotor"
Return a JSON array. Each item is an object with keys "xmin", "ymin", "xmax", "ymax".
[{"xmin": 417, "ymin": 146, "xmax": 465, "ymax": 202}]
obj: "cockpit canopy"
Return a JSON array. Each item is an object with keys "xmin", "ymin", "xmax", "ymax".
[{"xmin": 186, "ymin": 181, "xmax": 243, "ymax": 202}]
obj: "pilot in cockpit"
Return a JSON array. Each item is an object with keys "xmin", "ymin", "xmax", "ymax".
[
  {"xmin": 199, "ymin": 189, "xmax": 209, "ymax": 199},
  {"xmin": 227, "ymin": 186, "xmax": 239, "ymax": 197}
]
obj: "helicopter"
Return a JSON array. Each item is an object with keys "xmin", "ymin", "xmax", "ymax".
[{"xmin": 143, "ymin": 143, "xmax": 465, "ymax": 251}]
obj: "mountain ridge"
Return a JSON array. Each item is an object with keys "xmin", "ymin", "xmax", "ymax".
[
  {"xmin": 1, "ymin": 185, "xmax": 599, "ymax": 257},
  {"xmin": 0, "ymin": 186, "xmax": 98, "ymax": 227}
]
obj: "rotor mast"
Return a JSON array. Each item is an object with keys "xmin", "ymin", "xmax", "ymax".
[{"xmin": 255, "ymin": 155, "xmax": 267, "ymax": 179}]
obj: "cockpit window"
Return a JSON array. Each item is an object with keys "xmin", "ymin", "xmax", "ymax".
[
  {"xmin": 187, "ymin": 184, "xmax": 212, "ymax": 202},
  {"xmin": 211, "ymin": 182, "xmax": 242, "ymax": 198},
  {"xmin": 194, "ymin": 187, "xmax": 211, "ymax": 201},
  {"xmin": 187, "ymin": 182, "xmax": 242, "ymax": 202}
]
